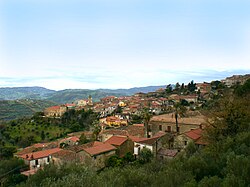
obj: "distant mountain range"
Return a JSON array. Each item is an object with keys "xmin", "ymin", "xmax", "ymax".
[{"xmin": 0, "ymin": 85, "xmax": 166, "ymax": 104}]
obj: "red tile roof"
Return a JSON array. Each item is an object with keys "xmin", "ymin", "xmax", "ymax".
[
  {"xmin": 84, "ymin": 142, "xmax": 116, "ymax": 156},
  {"xmin": 105, "ymin": 136, "xmax": 128, "ymax": 146},
  {"xmin": 46, "ymin": 106, "xmax": 60, "ymax": 110},
  {"xmin": 66, "ymin": 103, "xmax": 76, "ymax": 107},
  {"xmin": 67, "ymin": 136, "xmax": 80, "ymax": 142},
  {"xmin": 185, "ymin": 128, "xmax": 202, "ymax": 140},
  {"xmin": 133, "ymin": 124, "xmax": 144, "ymax": 127},
  {"xmin": 135, "ymin": 132, "xmax": 167, "ymax": 145},
  {"xmin": 128, "ymin": 136, "xmax": 147, "ymax": 142},
  {"xmin": 158, "ymin": 148, "xmax": 178, "ymax": 157},
  {"xmin": 33, "ymin": 143, "xmax": 50, "ymax": 148},
  {"xmin": 51, "ymin": 150, "xmax": 77, "ymax": 161},
  {"xmin": 19, "ymin": 148, "xmax": 61, "ymax": 161}
]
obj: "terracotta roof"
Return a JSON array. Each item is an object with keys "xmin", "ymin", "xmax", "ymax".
[
  {"xmin": 151, "ymin": 114, "xmax": 206, "ymax": 125},
  {"xmin": 136, "ymin": 136, "xmax": 159, "ymax": 145},
  {"xmin": 16, "ymin": 147, "xmax": 40, "ymax": 156},
  {"xmin": 158, "ymin": 148, "xmax": 178, "ymax": 157},
  {"xmin": 83, "ymin": 142, "xmax": 116, "ymax": 156},
  {"xmin": 185, "ymin": 128, "xmax": 202, "ymax": 140},
  {"xmin": 135, "ymin": 132, "xmax": 167, "ymax": 145},
  {"xmin": 102, "ymin": 129, "xmax": 128, "ymax": 136},
  {"xmin": 126, "ymin": 125, "xmax": 145, "ymax": 137},
  {"xmin": 68, "ymin": 136, "xmax": 79, "ymax": 142},
  {"xmin": 129, "ymin": 135, "xmax": 147, "ymax": 142},
  {"xmin": 51, "ymin": 150, "xmax": 77, "ymax": 161},
  {"xmin": 66, "ymin": 103, "xmax": 75, "ymax": 107},
  {"xmin": 19, "ymin": 148, "xmax": 61, "ymax": 161},
  {"xmin": 133, "ymin": 124, "xmax": 144, "ymax": 127},
  {"xmin": 46, "ymin": 106, "xmax": 60, "ymax": 110},
  {"xmin": 105, "ymin": 136, "xmax": 128, "ymax": 146},
  {"xmin": 15, "ymin": 143, "xmax": 51, "ymax": 156}
]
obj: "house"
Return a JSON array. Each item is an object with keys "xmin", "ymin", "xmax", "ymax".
[
  {"xmin": 15, "ymin": 142, "xmax": 58, "ymax": 157},
  {"xmin": 59, "ymin": 136, "xmax": 80, "ymax": 147},
  {"xmin": 51, "ymin": 149, "xmax": 77, "ymax": 165},
  {"xmin": 100, "ymin": 124, "xmax": 146, "ymax": 142},
  {"xmin": 174, "ymin": 128, "xmax": 207, "ymax": 149},
  {"xmin": 18, "ymin": 148, "xmax": 62, "ymax": 170},
  {"xmin": 196, "ymin": 82, "xmax": 211, "ymax": 94},
  {"xmin": 77, "ymin": 96, "xmax": 93, "ymax": 107},
  {"xmin": 157, "ymin": 148, "xmax": 179, "ymax": 160},
  {"xmin": 149, "ymin": 113, "xmax": 206, "ymax": 135},
  {"xmin": 105, "ymin": 135, "xmax": 134, "ymax": 157},
  {"xmin": 221, "ymin": 74, "xmax": 250, "ymax": 87},
  {"xmin": 62, "ymin": 141, "xmax": 117, "ymax": 170},
  {"xmin": 133, "ymin": 132, "xmax": 170, "ymax": 158},
  {"xmin": 105, "ymin": 116, "xmax": 127, "ymax": 128}
]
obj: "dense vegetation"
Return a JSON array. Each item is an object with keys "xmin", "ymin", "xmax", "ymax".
[{"xmin": 0, "ymin": 99, "xmax": 56, "ymax": 121}]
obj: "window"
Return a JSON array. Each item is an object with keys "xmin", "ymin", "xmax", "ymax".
[
  {"xmin": 47, "ymin": 157, "xmax": 50, "ymax": 162},
  {"xmin": 184, "ymin": 141, "xmax": 187, "ymax": 145},
  {"xmin": 167, "ymin": 126, "xmax": 171, "ymax": 132},
  {"xmin": 159, "ymin": 125, "xmax": 162, "ymax": 131},
  {"xmin": 35, "ymin": 160, "xmax": 38, "ymax": 165}
]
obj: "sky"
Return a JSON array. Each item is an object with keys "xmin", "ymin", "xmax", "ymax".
[{"xmin": 0, "ymin": 0, "xmax": 250, "ymax": 90}]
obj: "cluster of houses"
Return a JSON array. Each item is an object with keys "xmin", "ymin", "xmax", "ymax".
[
  {"xmin": 221, "ymin": 74, "xmax": 250, "ymax": 87},
  {"xmin": 16, "ymin": 110, "xmax": 207, "ymax": 176},
  {"xmin": 16, "ymin": 81, "xmax": 217, "ymax": 176}
]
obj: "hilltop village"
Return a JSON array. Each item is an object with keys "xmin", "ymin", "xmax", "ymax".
[{"xmin": 7, "ymin": 74, "xmax": 250, "ymax": 176}]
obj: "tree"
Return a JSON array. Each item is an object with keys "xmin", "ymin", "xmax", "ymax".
[
  {"xmin": 175, "ymin": 82, "xmax": 180, "ymax": 91},
  {"xmin": 79, "ymin": 133, "xmax": 89, "ymax": 144},
  {"xmin": 139, "ymin": 148, "xmax": 153, "ymax": 164},
  {"xmin": 173, "ymin": 103, "xmax": 187, "ymax": 133},
  {"xmin": 166, "ymin": 84, "xmax": 173, "ymax": 93},
  {"xmin": 187, "ymin": 80, "xmax": 196, "ymax": 92},
  {"xmin": 0, "ymin": 146, "xmax": 16, "ymax": 159},
  {"xmin": 181, "ymin": 83, "xmax": 185, "ymax": 91},
  {"xmin": 106, "ymin": 155, "xmax": 124, "ymax": 167},
  {"xmin": 40, "ymin": 130, "xmax": 45, "ymax": 141},
  {"xmin": 141, "ymin": 109, "xmax": 152, "ymax": 138},
  {"xmin": 92, "ymin": 120, "xmax": 101, "ymax": 140}
]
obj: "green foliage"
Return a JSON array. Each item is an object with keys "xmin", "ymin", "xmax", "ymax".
[
  {"xmin": 106, "ymin": 155, "xmax": 124, "ymax": 167},
  {"xmin": 61, "ymin": 109, "xmax": 98, "ymax": 132},
  {"xmin": 1, "ymin": 116, "xmax": 70, "ymax": 148},
  {"xmin": 138, "ymin": 148, "xmax": 153, "ymax": 164},
  {"xmin": 0, "ymin": 158, "xmax": 28, "ymax": 187},
  {"xmin": 0, "ymin": 146, "xmax": 16, "ymax": 159},
  {"xmin": 78, "ymin": 133, "xmax": 89, "ymax": 145},
  {"xmin": 234, "ymin": 78, "xmax": 250, "ymax": 96},
  {"xmin": 187, "ymin": 80, "xmax": 196, "ymax": 93},
  {"xmin": 130, "ymin": 114, "xmax": 143, "ymax": 124},
  {"xmin": 0, "ymin": 99, "xmax": 56, "ymax": 121},
  {"xmin": 166, "ymin": 84, "xmax": 173, "ymax": 93}
]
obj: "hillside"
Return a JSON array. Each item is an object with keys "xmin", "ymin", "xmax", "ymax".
[
  {"xmin": 0, "ymin": 99, "xmax": 56, "ymax": 121},
  {"xmin": 0, "ymin": 85, "xmax": 167, "ymax": 104},
  {"xmin": 0, "ymin": 87, "xmax": 56, "ymax": 100},
  {"xmin": 46, "ymin": 89, "xmax": 125, "ymax": 103}
]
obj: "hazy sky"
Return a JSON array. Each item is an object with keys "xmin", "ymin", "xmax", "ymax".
[{"xmin": 0, "ymin": 0, "xmax": 250, "ymax": 90}]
